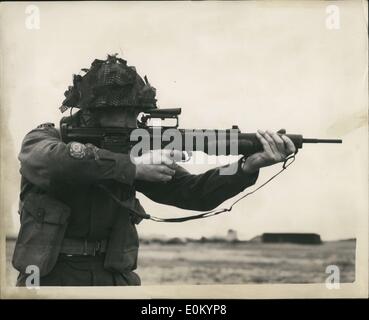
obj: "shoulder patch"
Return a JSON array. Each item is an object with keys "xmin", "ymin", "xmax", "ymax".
[
  {"xmin": 69, "ymin": 142, "xmax": 87, "ymax": 159},
  {"xmin": 37, "ymin": 122, "xmax": 55, "ymax": 129}
]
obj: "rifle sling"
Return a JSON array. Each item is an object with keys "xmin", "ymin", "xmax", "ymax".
[{"xmin": 101, "ymin": 153, "xmax": 296, "ymax": 223}]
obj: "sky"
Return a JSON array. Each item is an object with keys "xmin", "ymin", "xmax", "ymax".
[{"xmin": 1, "ymin": 1, "xmax": 368, "ymax": 241}]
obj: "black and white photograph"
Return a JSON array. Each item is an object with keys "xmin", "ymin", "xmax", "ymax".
[{"xmin": 0, "ymin": 0, "xmax": 367, "ymax": 299}]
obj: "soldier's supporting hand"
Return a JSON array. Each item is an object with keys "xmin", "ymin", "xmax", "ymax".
[{"xmin": 242, "ymin": 129, "xmax": 296, "ymax": 174}]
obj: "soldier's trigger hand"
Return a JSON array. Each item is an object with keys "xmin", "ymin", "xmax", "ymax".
[
  {"xmin": 133, "ymin": 163, "xmax": 176, "ymax": 183},
  {"xmin": 133, "ymin": 149, "xmax": 185, "ymax": 165},
  {"xmin": 132, "ymin": 150, "xmax": 182, "ymax": 183}
]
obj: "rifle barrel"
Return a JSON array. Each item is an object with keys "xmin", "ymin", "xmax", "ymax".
[{"xmin": 303, "ymin": 138, "xmax": 342, "ymax": 144}]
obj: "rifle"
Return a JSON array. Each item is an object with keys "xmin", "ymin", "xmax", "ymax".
[
  {"xmin": 60, "ymin": 107, "xmax": 342, "ymax": 156},
  {"xmin": 60, "ymin": 107, "xmax": 342, "ymax": 223}
]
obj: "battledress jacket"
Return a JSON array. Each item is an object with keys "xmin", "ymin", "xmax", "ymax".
[{"xmin": 12, "ymin": 123, "xmax": 259, "ymax": 276}]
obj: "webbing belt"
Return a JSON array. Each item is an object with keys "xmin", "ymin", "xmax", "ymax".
[{"xmin": 60, "ymin": 238, "xmax": 108, "ymax": 256}]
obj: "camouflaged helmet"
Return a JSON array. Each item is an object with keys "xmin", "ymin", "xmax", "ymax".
[{"xmin": 60, "ymin": 54, "xmax": 157, "ymax": 113}]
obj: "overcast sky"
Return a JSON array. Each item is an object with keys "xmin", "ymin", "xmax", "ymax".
[{"xmin": 1, "ymin": 1, "xmax": 367, "ymax": 241}]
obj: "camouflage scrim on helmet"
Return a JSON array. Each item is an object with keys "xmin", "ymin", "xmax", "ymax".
[{"xmin": 60, "ymin": 54, "xmax": 157, "ymax": 113}]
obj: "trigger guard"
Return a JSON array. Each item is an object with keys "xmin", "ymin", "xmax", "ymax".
[
  {"xmin": 182, "ymin": 151, "xmax": 192, "ymax": 162},
  {"xmin": 283, "ymin": 153, "xmax": 296, "ymax": 169}
]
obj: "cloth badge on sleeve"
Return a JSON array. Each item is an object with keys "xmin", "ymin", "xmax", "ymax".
[{"xmin": 69, "ymin": 142, "xmax": 86, "ymax": 159}]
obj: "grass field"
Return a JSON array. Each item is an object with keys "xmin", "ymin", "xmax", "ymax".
[{"xmin": 6, "ymin": 239, "xmax": 355, "ymax": 286}]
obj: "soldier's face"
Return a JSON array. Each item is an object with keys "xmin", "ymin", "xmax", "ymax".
[{"xmin": 96, "ymin": 108, "xmax": 138, "ymax": 128}]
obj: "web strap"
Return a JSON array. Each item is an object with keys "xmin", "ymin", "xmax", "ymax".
[{"xmin": 148, "ymin": 153, "xmax": 297, "ymax": 223}]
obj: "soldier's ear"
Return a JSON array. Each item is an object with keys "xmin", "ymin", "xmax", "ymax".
[
  {"xmin": 79, "ymin": 109, "xmax": 102, "ymax": 127},
  {"xmin": 60, "ymin": 115, "xmax": 72, "ymax": 126},
  {"xmin": 60, "ymin": 110, "xmax": 83, "ymax": 127}
]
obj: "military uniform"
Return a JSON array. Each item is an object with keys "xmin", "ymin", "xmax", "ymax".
[
  {"xmin": 12, "ymin": 123, "xmax": 259, "ymax": 286},
  {"xmin": 12, "ymin": 54, "xmax": 260, "ymax": 286}
]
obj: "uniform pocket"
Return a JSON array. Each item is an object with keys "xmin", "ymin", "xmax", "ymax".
[
  {"xmin": 104, "ymin": 209, "xmax": 139, "ymax": 273},
  {"xmin": 12, "ymin": 193, "xmax": 71, "ymax": 277}
]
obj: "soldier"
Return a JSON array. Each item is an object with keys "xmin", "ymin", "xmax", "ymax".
[{"xmin": 12, "ymin": 55, "xmax": 295, "ymax": 286}]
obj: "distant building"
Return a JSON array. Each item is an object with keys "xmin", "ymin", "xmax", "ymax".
[
  {"xmin": 166, "ymin": 237, "xmax": 187, "ymax": 245},
  {"xmin": 200, "ymin": 236, "xmax": 224, "ymax": 243},
  {"xmin": 226, "ymin": 229, "xmax": 238, "ymax": 242},
  {"xmin": 261, "ymin": 233, "xmax": 322, "ymax": 245},
  {"xmin": 249, "ymin": 235, "xmax": 262, "ymax": 243}
]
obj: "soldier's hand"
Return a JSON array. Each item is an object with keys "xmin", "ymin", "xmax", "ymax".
[
  {"xmin": 133, "ymin": 149, "xmax": 185, "ymax": 182},
  {"xmin": 242, "ymin": 129, "xmax": 296, "ymax": 174}
]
